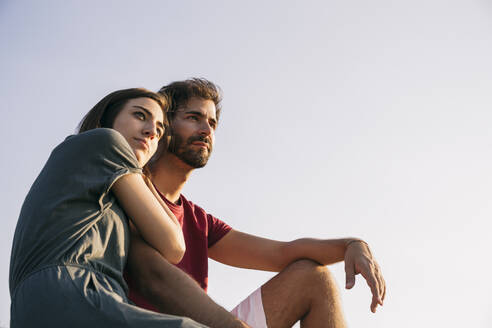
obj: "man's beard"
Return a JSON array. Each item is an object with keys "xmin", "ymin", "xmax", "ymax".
[{"xmin": 168, "ymin": 134, "xmax": 212, "ymax": 168}]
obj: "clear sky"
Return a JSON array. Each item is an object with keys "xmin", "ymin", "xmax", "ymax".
[{"xmin": 1, "ymin": 1, "xmax": 491, "ymax": 327}]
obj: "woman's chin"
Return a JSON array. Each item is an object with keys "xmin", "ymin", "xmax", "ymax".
[{"xmin": 133, "ymin": 150, "xmax": 150, "ymax": 168}]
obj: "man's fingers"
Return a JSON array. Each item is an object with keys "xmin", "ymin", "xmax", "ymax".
[
  {"xmin": 374, "ymin": 262, "xmax": 385, "ymax": 304},
  {"xmin": 345, "ymin": 241, "xmax": 386, "ymax": 313},
  {"xmin": 381, "ymin": 275, "xmax": 387, "ymax": 302},
  {"xmin": 371, "ymin": 296, "xmax": 378, "ymax": 313},
  {"xmin": 345, "ymin": 261, "xmax": 356, "ymax": 289},
  {"xmin": 362, "ymin": 268, "xmax": 382, "ymax": 312},
  {"xmin": 367, "ymin": 274, "xmax": 380, "ymax": 313},
  {"xmin": 374, "ymin": 264, "xmax": 385, "ymax": 305}
]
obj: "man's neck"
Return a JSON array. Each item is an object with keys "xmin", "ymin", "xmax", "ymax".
[{"xmin": 150, "ymin": 153, "xmax": 193, "ymax": 204}]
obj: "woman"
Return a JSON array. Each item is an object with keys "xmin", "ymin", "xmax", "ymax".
[{"xmin": 9, "ymin": 88, "xmax": 206, "ymax": 328}]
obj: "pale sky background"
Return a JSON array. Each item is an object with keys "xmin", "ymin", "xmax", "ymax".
[{"xmin": 1, "ymin": 1, "xmax": 491, "ymax": 327}]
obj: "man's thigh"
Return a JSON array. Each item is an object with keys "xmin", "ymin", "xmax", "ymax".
[{"xmin": 231, "ymin": 287, "xmax": 267, "ymax": 328}]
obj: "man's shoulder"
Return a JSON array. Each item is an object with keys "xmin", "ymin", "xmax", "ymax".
[
  {"xmin": 179, "ymin": 194, "xmax": 232, "ymax": 238},
  {"xmin": 180, "ymin": 194, "xmax": 207, "ymax": 214}
]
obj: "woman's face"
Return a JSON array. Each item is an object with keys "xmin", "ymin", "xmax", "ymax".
[{"xmin": 112, "ymin": 97, "xmax": 165, "ymax": 166}]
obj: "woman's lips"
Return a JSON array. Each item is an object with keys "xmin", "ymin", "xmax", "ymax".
[{"xmin": 134, "ymin": 138, "xmax": 149, "ymax": 150}]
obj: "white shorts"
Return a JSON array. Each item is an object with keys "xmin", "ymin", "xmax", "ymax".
[{"xmin": 230, "ymin": 287, "xmax": 267, "ymax": 328}]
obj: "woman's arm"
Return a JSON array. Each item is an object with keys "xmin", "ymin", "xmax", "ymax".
[{"xmin": 112, "ymin": 173, "xmax": 185, "ymax": 263}]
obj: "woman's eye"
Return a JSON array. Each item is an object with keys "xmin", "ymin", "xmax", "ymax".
[{"xmin": 134, "ymin": 112, "xmax": 145, "ymax": 120}]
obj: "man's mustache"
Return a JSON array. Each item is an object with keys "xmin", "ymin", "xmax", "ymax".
[{"xmin": 186, "ymin": 135, "xmax": 212, "ymax": 149}]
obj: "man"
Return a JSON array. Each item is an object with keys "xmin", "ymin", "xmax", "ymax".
[{"xmin": 126, "ymin": 78, "xmax": 386, "ymax": 328}]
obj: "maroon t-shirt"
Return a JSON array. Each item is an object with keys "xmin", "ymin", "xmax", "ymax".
[{"xmin": 126, "ymin": 191, "xmax": 232, "ymax": 311}]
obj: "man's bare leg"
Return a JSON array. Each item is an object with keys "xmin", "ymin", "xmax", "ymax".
[{"xmin": 261, "ymin": 259, "xmax": 346, "ymax": 328}]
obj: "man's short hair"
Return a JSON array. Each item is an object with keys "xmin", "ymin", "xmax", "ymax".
[{"xmin": 158, "ymin": 78, "xmax": 222, "ymax": 122}]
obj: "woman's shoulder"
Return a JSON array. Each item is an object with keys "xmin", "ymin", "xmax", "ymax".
[
  {"xmin": 67, "ymin": 128, "xmax": 127, "ymax": 145},
  {"xmin": 56, "ymin": 128, "xmax": 139, "ymax": 168},
  {"xmin": 61, "ymin": 128, "xmax": 132, "ymax": 153}
]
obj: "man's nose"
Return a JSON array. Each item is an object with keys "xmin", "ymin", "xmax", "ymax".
[{"xmin": 198, "ymin": 121, "xmax": 213, "ymax": 136}]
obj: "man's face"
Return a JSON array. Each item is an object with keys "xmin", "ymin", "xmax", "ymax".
[{"xmin": 168, "ymin": 97, "xmax": 217, "ymax": 168}]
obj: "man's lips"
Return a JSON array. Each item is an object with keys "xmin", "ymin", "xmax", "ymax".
[{"xmin": 191, "ymin": 141, "xmax": 209, "ymax": 149}]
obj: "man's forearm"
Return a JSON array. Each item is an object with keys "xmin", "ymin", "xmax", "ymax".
[
  {"xmin": 128, "ymin": 237, "xmax": 249, "ymax": 328},
  {"xmin": 208, "ymin": 230, "xmax": 363, "ymax": 272},
  {"xmin": 283, "ymin": 237, "xmax": 360, "ymax": 267}
]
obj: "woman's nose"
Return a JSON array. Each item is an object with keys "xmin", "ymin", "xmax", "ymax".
[{"xmin": 143, "ymin": 121, "xmax": 158, "ymax": 138}]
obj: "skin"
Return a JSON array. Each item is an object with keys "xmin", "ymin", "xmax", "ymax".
[
  {"xmin": 127, "ymin": 231, "xmax": 248, "ymax": 328},
  {"xmin": 111, "ymin": 97, "xmax": 186, "ymax": 263},
  {"xmin": 128, "ymin": 97, "xmax": 249, "ymax": 328},
  {"xmin": 166, "ymin": 96, "xmax": 216, "ymax": 168},
  {"xmin": 111, "ymin": 97, "xmax": 165, "ymax": 166},
  {"xmin": 127, "ymin": 96, "xmax": 386, "ymax": 327}
]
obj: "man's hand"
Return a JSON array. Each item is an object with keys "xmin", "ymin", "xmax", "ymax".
[
  {"xmin": 344, "ymin": 240, "xmax": 386, "ymax": 313},
  {"xmin": 210, "ymin": 231, "xmax": 387, "ymax": 313}
]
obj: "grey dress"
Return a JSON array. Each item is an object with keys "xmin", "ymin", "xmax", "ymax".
[{"xmin": 9, "ymin": 128, "xmax": 207, "ymax": 328}]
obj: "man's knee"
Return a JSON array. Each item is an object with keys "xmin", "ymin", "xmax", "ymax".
[
  {"xmin": 261, "ymin": 260, "xmax": 343, "ymax": 326},
  {"xmin": 282, "ymin": 259, "xmax": 337, "ymax": 291}
]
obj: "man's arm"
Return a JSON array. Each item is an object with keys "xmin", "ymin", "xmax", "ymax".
[
  {"xmin": 208, "ymin": 230, "xmax": 386, "ymax": 313},
  {"xmin": 126, "ymin": 230, "xmax": 250, "ymax": 328}
]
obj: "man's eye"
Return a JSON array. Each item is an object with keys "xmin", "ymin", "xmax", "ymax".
[{"xmin": 187, "ymin": 115, "xmax": 198, "ymax": 121}]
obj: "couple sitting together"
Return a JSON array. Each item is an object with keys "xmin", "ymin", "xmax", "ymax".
[{"xmin": 9, "ymin": 78, "xmax": 385, "ymax": 328}]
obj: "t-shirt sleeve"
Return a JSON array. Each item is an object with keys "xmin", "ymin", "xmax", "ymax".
[
  {"xmin": 60, "ymin": 128, "xmax": 142, "ymax": 196},
  {"xmin": 9, "ymin": 128, "xmax": 142, "ymax": 291},
  {"xmin": 207, "ymin": 213, "xmax": 232, "ymax": 247}
]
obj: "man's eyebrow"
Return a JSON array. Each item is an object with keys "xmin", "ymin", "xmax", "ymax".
[
  {"xmin": 179, "ymin": 109, "xmax": 203, "ymax": 116},
  {"xmin": 133, "ymin": 105, "xmax": 164, "ymax": 129},
  {"xmin": 178, "ymin": 109, "xmax": 217, "ymax": 125}
]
